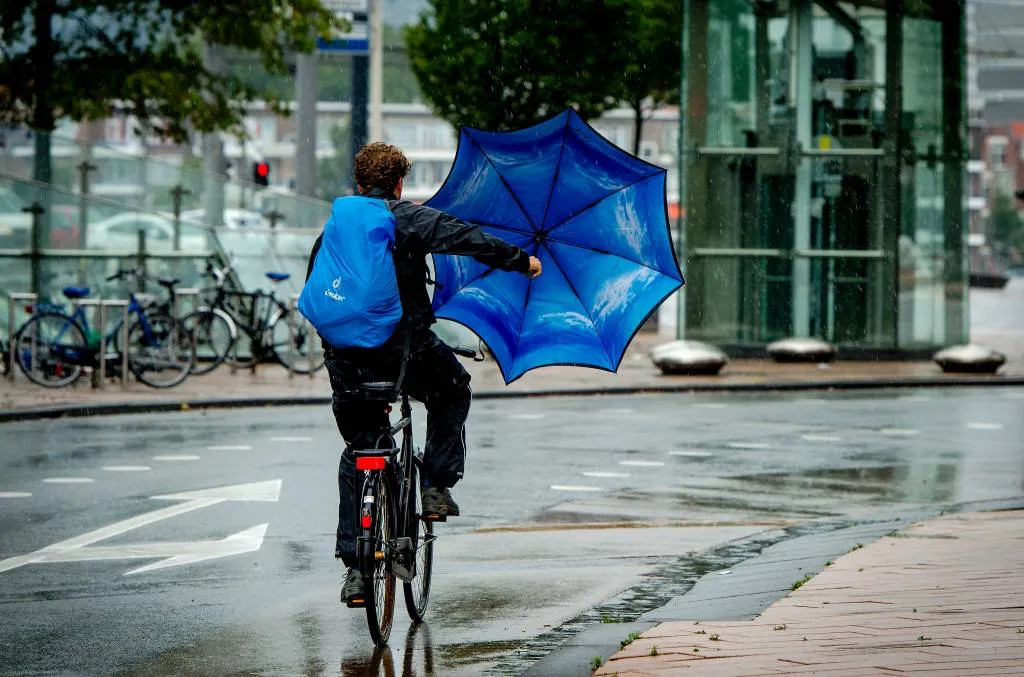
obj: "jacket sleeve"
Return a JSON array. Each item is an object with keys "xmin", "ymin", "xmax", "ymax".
[{"xmin": 397, "ymin": 202, "xmax": 531, "ymax": 274}]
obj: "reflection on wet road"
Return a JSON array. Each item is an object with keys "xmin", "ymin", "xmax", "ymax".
[{"xmin": 0, "ymin": 387, "xmax": 1022, "ymax": 675}]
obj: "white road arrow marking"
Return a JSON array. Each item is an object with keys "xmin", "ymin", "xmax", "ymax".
[{"xmin": 0, "ymin": 479, "xmax": 281, "ymax": 575}]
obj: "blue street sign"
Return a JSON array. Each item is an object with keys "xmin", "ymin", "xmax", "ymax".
[{"xmin": 316, "ymin": 36, "xmax": 369, "ymax": 54}]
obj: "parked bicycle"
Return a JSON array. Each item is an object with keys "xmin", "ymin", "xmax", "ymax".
[
  {"xmin": 192, "ymin": 261, "xmax": 324, "ymax": 375},
  {"xmin": 12, "ymin": 280, "xmax": 196, "ymax": 389},
  {"xmin": 349, "ymin": 338, "xmax": 477, "ymax": 646}
]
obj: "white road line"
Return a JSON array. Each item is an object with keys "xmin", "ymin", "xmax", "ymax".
[
  {"xmin": 967, "ymin": 422, "xmax": 1003, "ymax": 430},
  {"xmin": 1004, "ymin": 392, "xmax": 1024, "ymax": 399},
  {"xmin": 879, "ymin": 428, "xmax": 920, "ymax": 436},
  {"xmin": 597, "ymin": 408, "xmax": 637, "ymax": 415},
  {"xmin": 582, "ymin": 471, "xmax": 631, "ymax": 478},
  {"xmin": 694, "ymin": 403, "xmax": 728, "ymax": 409},
  {"xmin": 509, "ymin": 414, "xmax": 545, "ymax": 420},
  {"xmin": 42, "ymin": 478, "xmax": 95, "ymax": 484},
  {"xmin": 102, "ymin": 466, "xmax": 152, "ymax": 472},
  {"xmin": 727, "ymin": 442, "xmax": 772, "ymax": 450},
  {"xmin": 270, "ymin": 436, "xmax": 312, "ymax": 442},
  {"xmin": 0, "ymin": 492, "xmax": 32, "ymax": 498},
  {"xmin": 550, "ymin": 485, "xmax": 601, "ymax": 492},
  {"xmin": 619, "ymin": 460, "xmax": 666, "ymax": 467},
  {"xmin": 153, "ymin": 455, "xmax": 200, "ymax": 462},
  {"xmin": 205, "ymin": 445, "xmax": 252, "ymax": 451},
  {"xmin": 899, "ymin": 395, "xmax": 931, "ymax": 402},
  {"xmin": 801, "ymin": 434, "xmax": 841, "ymax": 442},
  {"xmin": 669, "ymin": 450, "xmax": 713, "ymax": 458}
]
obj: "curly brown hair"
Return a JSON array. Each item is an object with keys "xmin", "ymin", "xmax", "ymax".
[{"xmin": 354, "ymin": 142, "xmax": 412, "ymax": 193}]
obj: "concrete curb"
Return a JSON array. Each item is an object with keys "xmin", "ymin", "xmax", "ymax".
[{"xmin": 2, "ymin": 374, "xmax": 1023, "ymax": 423}]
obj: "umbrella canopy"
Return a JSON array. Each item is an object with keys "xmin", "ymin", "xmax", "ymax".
[{"xmin": 427, "ymin": 109, "xmax": 684, "ymax": 383}]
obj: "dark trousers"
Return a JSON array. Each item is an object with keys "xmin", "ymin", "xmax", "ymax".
[{"xmin": 324, "ymin": 328, "xmax": 471, "ymax": 568}]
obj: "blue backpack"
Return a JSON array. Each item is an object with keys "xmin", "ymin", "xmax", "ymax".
[{"xmin": 298, "ymin": 196, "xmax": 403, "ymax": 348}]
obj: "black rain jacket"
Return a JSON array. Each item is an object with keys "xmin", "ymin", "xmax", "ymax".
[{"xmin": 306, "ymin": 186, "xmax": 531, "ymax": 332}]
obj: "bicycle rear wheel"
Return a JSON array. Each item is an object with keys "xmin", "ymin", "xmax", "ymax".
[
  {"xmin": 271, "ymin": 312, "xmax": 324, "ymax": 374},
  {"xmin": 124, "ymin": 314, "xmax": 195, "ymax": 388},
  {"xmin": 13, "ymin": 312, "xmax": 87, "ymax": 388},
  {"xmin": 403, "ymin": 458, "xmax": 433, "ymax": 622},
  {"xmin": 362, "ymin": 472, "xmax": 397, "ymax": 647}
]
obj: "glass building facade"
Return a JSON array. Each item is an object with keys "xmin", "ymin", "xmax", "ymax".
[{"xmin": 679, "ymin": 0, "xmax": 968, "ymax": 353}]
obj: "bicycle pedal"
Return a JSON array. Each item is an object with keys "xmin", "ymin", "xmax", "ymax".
[
  {"xmin": 345, "ymin": 597, "xmax": 366, "ymax": 608},
  {"xmin": 422, "ymin": 512, "xmax": 447, "ymax": 523}
]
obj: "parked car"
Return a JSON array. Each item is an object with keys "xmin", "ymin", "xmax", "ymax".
[
  {"xmin": 179, "ymin": 208, "xmax": 268, "ymax": 229},
  {"xmin": 85, "ymin": 212, "xmax": 211, "ymax": 254}
]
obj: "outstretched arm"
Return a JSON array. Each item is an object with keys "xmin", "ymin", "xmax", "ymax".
[{"xmin": 395, "ymin": 202, "xmax": 541, "ymax": 276}]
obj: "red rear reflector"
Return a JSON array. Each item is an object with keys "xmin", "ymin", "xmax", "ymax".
[
  {"xmin": 355, "ymin": 456, "xmax": 387, "ymax": 471},
  {"xmin": 24, "ymin": 305, "xmax": 33, "ymax": 313},
  {"xmin": 361, "ymin": 515, "xmax": 372, "ymax": 528}
]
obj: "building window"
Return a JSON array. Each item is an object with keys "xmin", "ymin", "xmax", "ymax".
[{"xmin": 988, "ymin": 137, "xmax": 1008, "ymax": 168}]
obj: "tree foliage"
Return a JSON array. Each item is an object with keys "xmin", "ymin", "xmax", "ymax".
[
  {"xmin": 990, "ymin": 190, "xmax": 1024, "ymax": 250},
  {"xmin": 404, "ymin": 0, "xmax": 632, "ymax": 131},
  {"xmin": 621, "ymin": 0, "xmax": 681, "ymax": 155},
  {"xmin": 0, "ymin": 0, "xmax": 340, "ymax": 141}
]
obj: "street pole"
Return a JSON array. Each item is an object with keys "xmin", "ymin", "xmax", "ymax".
[
  {"xmin": 76, "ymin": 160, "xmax": 97, "ymax": 285},
  {"xmin": 296, "ymin": 51, "xmax": 318, "ymax": 198},
  {"xmin": 368, "ymin": 0, "xmax": 383, "ymax": 143},
  {"xmin": 351, "ymin": 52, "xmax": 368, "ymax": 193},
  {"xmin": 202, "ymin": 44, "xmax": 226, "ymax": 228}
]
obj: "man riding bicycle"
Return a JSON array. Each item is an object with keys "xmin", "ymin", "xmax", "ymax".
[{"xmin": 306, "ymin": 142, "xmax": 542, "ymax": 606}]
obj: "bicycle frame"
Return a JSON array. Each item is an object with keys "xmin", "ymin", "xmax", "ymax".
[{"xmin": 355, "ymin": 391, "xmax": 420, "ymax": 582}]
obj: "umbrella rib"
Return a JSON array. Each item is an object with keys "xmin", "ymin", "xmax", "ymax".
[
  {"xmin": 465, "ymin": 133, "xmax": 540, "ymax": 232},
  {"xmin": 538, "ymin": 232, "xmax": 680, "ymax": 280},
  {"xmin": 538, "ymin": 113, "xmax": 571, "ymax": 231},
  {"xmin": 543, "ymin": 171, "xmax": 662, "ymax": 238},
  {"xmin": 537, "ymin": 240, "xmax": 614, "ymax": 369}
]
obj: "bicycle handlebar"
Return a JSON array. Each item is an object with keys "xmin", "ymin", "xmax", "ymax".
[{"xmin": 451, "ymin": 346, "xmax": 477, "ymax": 360}]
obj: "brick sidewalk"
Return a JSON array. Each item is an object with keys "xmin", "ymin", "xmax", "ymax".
[
  {"xmin": 2, "ymin": 331, "xmax": 1022, "ymax": 414},
  {"xmin": 597, "ymin": 511, "xmax": 1024, "ymax": 676}
]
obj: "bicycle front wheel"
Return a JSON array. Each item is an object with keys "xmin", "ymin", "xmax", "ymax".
[
  {"xmin": 124, "ymin": 314, "xmax": 195, "ymax": 388},
  {"xmin": 180, "ymin": 309, "xmax": 235, "ymax": 376},
  {"xmin": 403, "ymin": 458, "xmax": 433, "ymax": 622},
  {"xmin": 14, "ymin": 312, "xmax": 87, "ymax": 388},
  {"xmin": 362, "ymin": 472, "xmax": 397, "ymax": 647},
  {"xmin": 271, "ymin": 312, "xmax": 324, "ymax": 374}
]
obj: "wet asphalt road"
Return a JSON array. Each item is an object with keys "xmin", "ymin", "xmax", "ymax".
[{"xmin": 1, "ymin": 387, "xmax": 1022, "ymax": 676}]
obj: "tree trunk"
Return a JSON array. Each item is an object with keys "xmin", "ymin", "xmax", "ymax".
[
  {"xmin": 31, "ymin": 0, "xmax": 56, "ymax": 184},
  {"xmin": 631, "ymin": 97, "xmax": 644, "ymax": 157}
]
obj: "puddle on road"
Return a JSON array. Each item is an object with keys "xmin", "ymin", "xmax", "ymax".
[{"xmin": 734, "ymin": 463, "xmax": 959, "ymax": 503}]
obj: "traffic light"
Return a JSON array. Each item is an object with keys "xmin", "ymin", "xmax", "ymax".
[{"xmin": 252, "ymin": 161, "xmax": 270, "ymax": 187}]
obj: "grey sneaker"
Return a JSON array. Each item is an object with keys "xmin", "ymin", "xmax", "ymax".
[
  {"xmin": 422, "ymin": 486, "xmax": 460, "ymax": 518},
  {"xmin": 341, "ymin": 568, "xmax": 365, "ymax": 607}
]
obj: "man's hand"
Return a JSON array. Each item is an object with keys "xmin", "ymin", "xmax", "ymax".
[{"xmin": 528, "ymin": 256, "xmax": 543, "ymax": 278}]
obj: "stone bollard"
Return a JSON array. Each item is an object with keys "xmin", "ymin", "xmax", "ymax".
[
  {"xmin": 650, "ymin": 340, "xmax": 729, "ymax": 376},
  {"xmin": 767, "ymin": 337, "xmax": 837, "ymax": 364},
  {"xmin": 933, "ymin": 344, "xmax": 1006, "ymax": 375}
]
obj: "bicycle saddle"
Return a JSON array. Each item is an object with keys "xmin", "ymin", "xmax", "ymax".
[
  {"xmin": 359, "ymin": 381, "xmax": 397, "ymax": 401},
  {"xmin": 62, "ymin": 286, "xmax": 90, "ymax": 300},
  {"xmin": 157, "ymin": 278, "xmax": 180, "ymax": 289},
  {"xmin": 265, "ymin": 272, "xmax": 290, "ymax": 282}
]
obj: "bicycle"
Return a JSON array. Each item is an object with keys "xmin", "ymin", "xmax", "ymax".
[
  {"xmin": 349, "ymin": 336, "xmax": 477, "ymax": 646},
  {"xmin": 200, "ymin": 266, "xmax": 324, "ymax": 375},
  {"xmin": 12, "ymin": 280, "xmax": 196, "ymax": 389},
  {"xmin": 105, "ymin": 265, "xmax": 238, "ymax": 377}
]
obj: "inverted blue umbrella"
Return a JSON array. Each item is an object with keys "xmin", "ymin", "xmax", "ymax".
[{"xmin": 427, "ymin": 108, "xmax": 684, "ymax": 384}]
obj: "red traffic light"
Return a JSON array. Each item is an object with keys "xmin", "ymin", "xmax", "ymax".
[{"xmin": 252, "ymin": 161, "xmax": 270, "ymax": 186}]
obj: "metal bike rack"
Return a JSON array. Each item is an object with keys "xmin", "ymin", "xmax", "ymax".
[
  {"xmin": 172, "ymin": 288, "xmax": 201, "ymax": 319},
  {"xmin": 5, "ymin": 292, "xmax": 38, "ymax": 382},
  {"xmin": 287, "ymin": 294, "xmax": 315, "ymax": 379},
  {"xmin": 100, "ymin": 300, "xmax": 131, "ymax": 391},
  {"xmin": 75, "ymin": 298, "xmax": 130, "ymax": 391}
]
